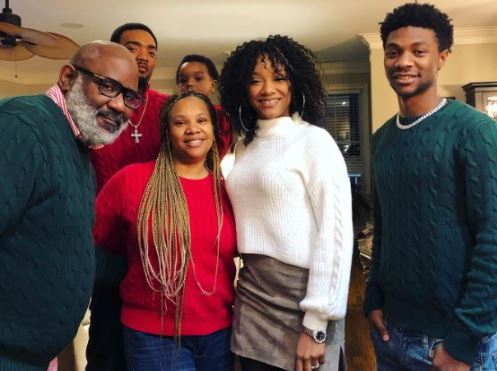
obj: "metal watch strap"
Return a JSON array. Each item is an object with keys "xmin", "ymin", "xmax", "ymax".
[{"xmin": 302, "ymin": 326, "xmax": 327, "ymax": 344}]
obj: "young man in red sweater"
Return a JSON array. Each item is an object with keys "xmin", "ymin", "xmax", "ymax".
[
  {"xmin": 87, "ymin": 23, "xmax": 169, "ymax": 371},
  {"xmin": 91, "ymin": 23, "xmax": 169, "ymax": 191}
]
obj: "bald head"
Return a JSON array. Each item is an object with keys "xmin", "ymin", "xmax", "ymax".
[
  {"xmin": 71, "ymin": 41, "xmax": 134, "ymax": 70},
  {"xmin": 58, "ymin": 40, "xmax": 141, "ymax": 146},
  {"xmin": 67, "ymin": 41, "xmax": 139, "ymax": 91}
]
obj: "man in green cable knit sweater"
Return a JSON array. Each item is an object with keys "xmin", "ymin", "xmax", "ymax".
[
  {"xmin": 0, "ymin": 41, "xmax": 139, "ymax": 371},
  {"xmin": 364, "ymin": 3, "xmax": 497, "ymax": 371}
]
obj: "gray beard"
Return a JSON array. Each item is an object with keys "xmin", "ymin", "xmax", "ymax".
[{"xmin": 65, "ymin": 77, "xmax": 128, "ymax": 145}]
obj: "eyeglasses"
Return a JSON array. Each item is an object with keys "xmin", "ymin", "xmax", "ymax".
[{"xmin": 74, "ymin": 65, "xmax": 143, "ymax": 110}]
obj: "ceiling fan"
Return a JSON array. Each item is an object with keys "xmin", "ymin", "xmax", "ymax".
[{"xmin": 0, "ymin": 0, "xmax": 79, "ymax": 61}]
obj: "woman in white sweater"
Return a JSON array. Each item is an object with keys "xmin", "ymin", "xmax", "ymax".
[{"xmin": 219, "ymin": 35, "xmax": 354, "ymax": 371}]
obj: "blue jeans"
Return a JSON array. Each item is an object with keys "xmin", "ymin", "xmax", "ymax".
[
  {"xmin": 123, "ymin": 326, "xmax": 234, "ymax": 371},
  {"xmin": 371, "ymin": 320, "xmax": 497, "ymax": 370}
]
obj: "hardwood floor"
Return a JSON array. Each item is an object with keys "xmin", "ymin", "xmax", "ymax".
[{"xmin": 345, "ymin": 254, "xmax": 376, "ymax": 371}]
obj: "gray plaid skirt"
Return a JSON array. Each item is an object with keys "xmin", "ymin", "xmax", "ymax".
[{"xmin": 231, "ymin": 254, "xmax": 345, "ymax": 371}]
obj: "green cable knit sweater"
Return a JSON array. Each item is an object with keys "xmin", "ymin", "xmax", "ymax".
[
  {"xmin": 0, "ymin": 95, "xmax": 95, "ymax": 370},
  {"xmin": 364, "ymin": 99, "xmax": 497, "ymax": 364}
]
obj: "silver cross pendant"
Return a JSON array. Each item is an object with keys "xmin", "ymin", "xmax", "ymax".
[{"xmin": 131, "ymin": 128, "xmax": 143, "ymax": 143}]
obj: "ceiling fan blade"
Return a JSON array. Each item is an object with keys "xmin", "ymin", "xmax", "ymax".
[
  {"xmin": 0, "ymin": 41, "xmax": 34, "ymax": 61},
  {"xmin": 24, "ymin": 32, "xmax": 79, "ymax": 59},
  {"xmin": 0, "ymin": 21, "xmax": 58, "ymax": 47}
]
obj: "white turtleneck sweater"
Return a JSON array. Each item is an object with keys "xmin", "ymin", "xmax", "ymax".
[{"xmin": 226, "ymin": 114, "xmax": 354, "ymax": 331}]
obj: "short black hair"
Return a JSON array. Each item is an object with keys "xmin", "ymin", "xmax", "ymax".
[
  {"xmin": 175, "ymin": 54, "xmax": 219, "ymax": 85},
  {"xmin": 380, "ymin": 3, "xmax": 453, "ymax": 52},
  {"xmin": 219, "ymin": 34, "xmax": 325, "ymax": 145},
  {"xmin": 110, "ymin": 23, "xmax": 158, "ymax": 48}
]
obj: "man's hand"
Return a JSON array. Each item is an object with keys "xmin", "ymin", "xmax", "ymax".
[
  {"xmin": 432, "ymin": 344, "xmax": 470, "ymax": 371},
  {"xmin": 295, "ymin": 332, "xmax": 325, "ymax": 371},
  {"xmin": 368, "ymin": 309, "xmax": 390, "ymax": 342}
]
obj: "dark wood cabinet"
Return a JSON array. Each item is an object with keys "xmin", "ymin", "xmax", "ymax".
[{"xmin": 462, "ymin": 82, "xmax": 497, "ymax": 119}]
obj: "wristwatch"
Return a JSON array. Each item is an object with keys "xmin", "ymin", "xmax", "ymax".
[{"xmin": 302, "ymin": 326, "xmax": 327, "ymax": 344}]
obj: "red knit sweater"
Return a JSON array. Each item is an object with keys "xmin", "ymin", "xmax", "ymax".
[
  {"xmin": 93, "ymin": 161, "xmax": 237, "ymax": 336},
  {"xmin": 215, "ymin": 105, "xmax": 233, "ymax": 159}
]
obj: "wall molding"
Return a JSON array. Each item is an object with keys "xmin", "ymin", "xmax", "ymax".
[
  {"xmin": 321, "ymin": 61, "xmax": 370, "ymax": 75},
  {"xmin": 359, "ymin": 26, "xmax": 497, "ymax": 50}
]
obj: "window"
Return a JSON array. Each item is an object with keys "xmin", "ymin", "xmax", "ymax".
[{"xmin": 324, "ymin": 93, "xmax": 363, "ymax": 192}]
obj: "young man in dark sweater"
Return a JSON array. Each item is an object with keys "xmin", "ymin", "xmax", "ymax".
[
  {"xmin": 0, "ymin": 41, "xmax": 140, "ymax": 371},
  {"xmin": 364, "ymin": 3, "xmax": 497, "ymax": 370}
]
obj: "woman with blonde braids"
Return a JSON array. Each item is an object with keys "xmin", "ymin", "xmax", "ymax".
[{"xmin": 93, "ymin": 91, "xmax": 237, "ymax": 371}]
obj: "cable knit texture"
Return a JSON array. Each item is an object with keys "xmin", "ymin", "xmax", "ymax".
[
  {"xmin": 0, "ymin": 95, "xmax": 95, "ymax": 370},
  {"xmin": 364, "ymin": 100, "xmax": 497, "ymax": 364},
  {"xmin": 226, "ymin": 113, "xmax": 354, "ymax": 330},
  {"xmin": 93, "ymin": 162, "xmax": 237, "ymax": 336}
]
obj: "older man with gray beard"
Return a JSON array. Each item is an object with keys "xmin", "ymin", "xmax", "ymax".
[
  {"xmin": 0, "ymin": 41, "xmax": 139, "ymax": 371},
  {"xmin": 64, "ymin": 76, "xmax": 128, "ymax": 145}
]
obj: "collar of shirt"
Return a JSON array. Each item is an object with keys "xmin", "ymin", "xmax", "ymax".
[{"xmin": 45, "ymin": 84, "xmax": 103, "ymax": 149}]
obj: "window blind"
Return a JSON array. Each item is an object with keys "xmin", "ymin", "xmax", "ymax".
[{"xmin": 324, "ymin": 93, "xmax": 363, "ymax": 192}]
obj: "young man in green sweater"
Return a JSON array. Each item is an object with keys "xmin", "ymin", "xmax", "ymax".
[
  {"xmin": 0, "ymin": 41, "xmax": 140, "ymax": 371},
  {"xmin": 364, "ymin": 3, "xmax": 497, "ymax": 370}
]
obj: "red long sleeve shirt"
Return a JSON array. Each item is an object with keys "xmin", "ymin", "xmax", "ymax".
[{"xmin": 93, "ymin": 161, "xmax": 237, "ymax": 336}]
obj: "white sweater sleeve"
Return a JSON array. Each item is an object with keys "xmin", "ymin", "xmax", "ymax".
[{"xmin": 299, "ymin": 130, "xmax": 354, "ymax": 330}]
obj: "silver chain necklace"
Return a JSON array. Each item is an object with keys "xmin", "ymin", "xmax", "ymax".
[
  {"xmin": 129, "ymin": 94, "xmax": 148, "ymax": 143},
  {"xmin": 396, "ymin": 98, "xmax": 447, "ymax": 130}
]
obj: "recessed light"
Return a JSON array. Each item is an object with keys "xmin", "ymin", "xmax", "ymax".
[{"xmin": 60, "ymin": 23, "xmax": 84, "ymax": 29}]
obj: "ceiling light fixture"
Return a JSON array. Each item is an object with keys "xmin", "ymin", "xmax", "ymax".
[{"xmin": 0, "ymin": 0, "xmax": 79, "ymax": 61}]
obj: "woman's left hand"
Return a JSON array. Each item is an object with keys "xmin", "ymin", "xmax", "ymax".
[{"xmin": 295, "ymin": 332, "xmax": 325, "ymax": 371}]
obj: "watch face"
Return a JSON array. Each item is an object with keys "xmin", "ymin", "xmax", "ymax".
[{"xmin": 315, "ymin": 331, "xmax": 326, "ymax": 342}]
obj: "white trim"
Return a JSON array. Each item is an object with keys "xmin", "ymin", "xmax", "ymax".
[
  {"xmin": 454, "ymin": 27, "xmax": 497, "ymax": 45},
  {"xmin": 359, "ymin": 26, "xmax": 497, "ymax": 50},
  {"xmin": 321, "ymin": 61, "xmax": 369, "ymax": 75},
  {"xmin": 359, "ymin": 33, "xmax": 382, "ymax": 50}
]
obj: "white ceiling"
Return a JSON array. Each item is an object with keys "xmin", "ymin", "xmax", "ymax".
[{"xmin": 1, "ymin": 0, "xmax": 496, "ymax": 84}]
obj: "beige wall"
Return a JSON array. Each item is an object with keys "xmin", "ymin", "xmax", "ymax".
[
  {"xmin": 368, "ymin": 41, "xmax": 497, "ymax": 133},
  {"xmin": 440, "ymin": 43, "xmax": 497, "ymax": 100},
  {"xmin": 369, "ymin": 47, "xmax": 397, "ymax": 133},
  {"xmin": 148, "ymin": 78, "xmax": 175, "ymax": 95}
]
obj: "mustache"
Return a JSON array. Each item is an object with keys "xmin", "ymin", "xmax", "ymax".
[
  {"xmin": 97, "ymin": 110, "xmax": 125, "ymax": 126},
  {"xmin": 391, "ymin": 66, "xmax": 416, "ymax": 73}
]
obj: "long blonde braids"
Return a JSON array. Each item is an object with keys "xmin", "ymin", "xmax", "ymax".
[{"xmin": 136, "ymin": 91, "xmax": 224, "ymax": 338}]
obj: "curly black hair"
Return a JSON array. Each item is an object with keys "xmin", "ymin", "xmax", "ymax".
[
  {"xmin": 175, "ymin": 54, "xmax": 219, "ymax": 85},
  {"xmin": 380, "ymin": 3, "xmax": 453, "ymax": 52},
  {"xmin": 219, "ymin": 34, "xmax": 325, "ymax": 145}
]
